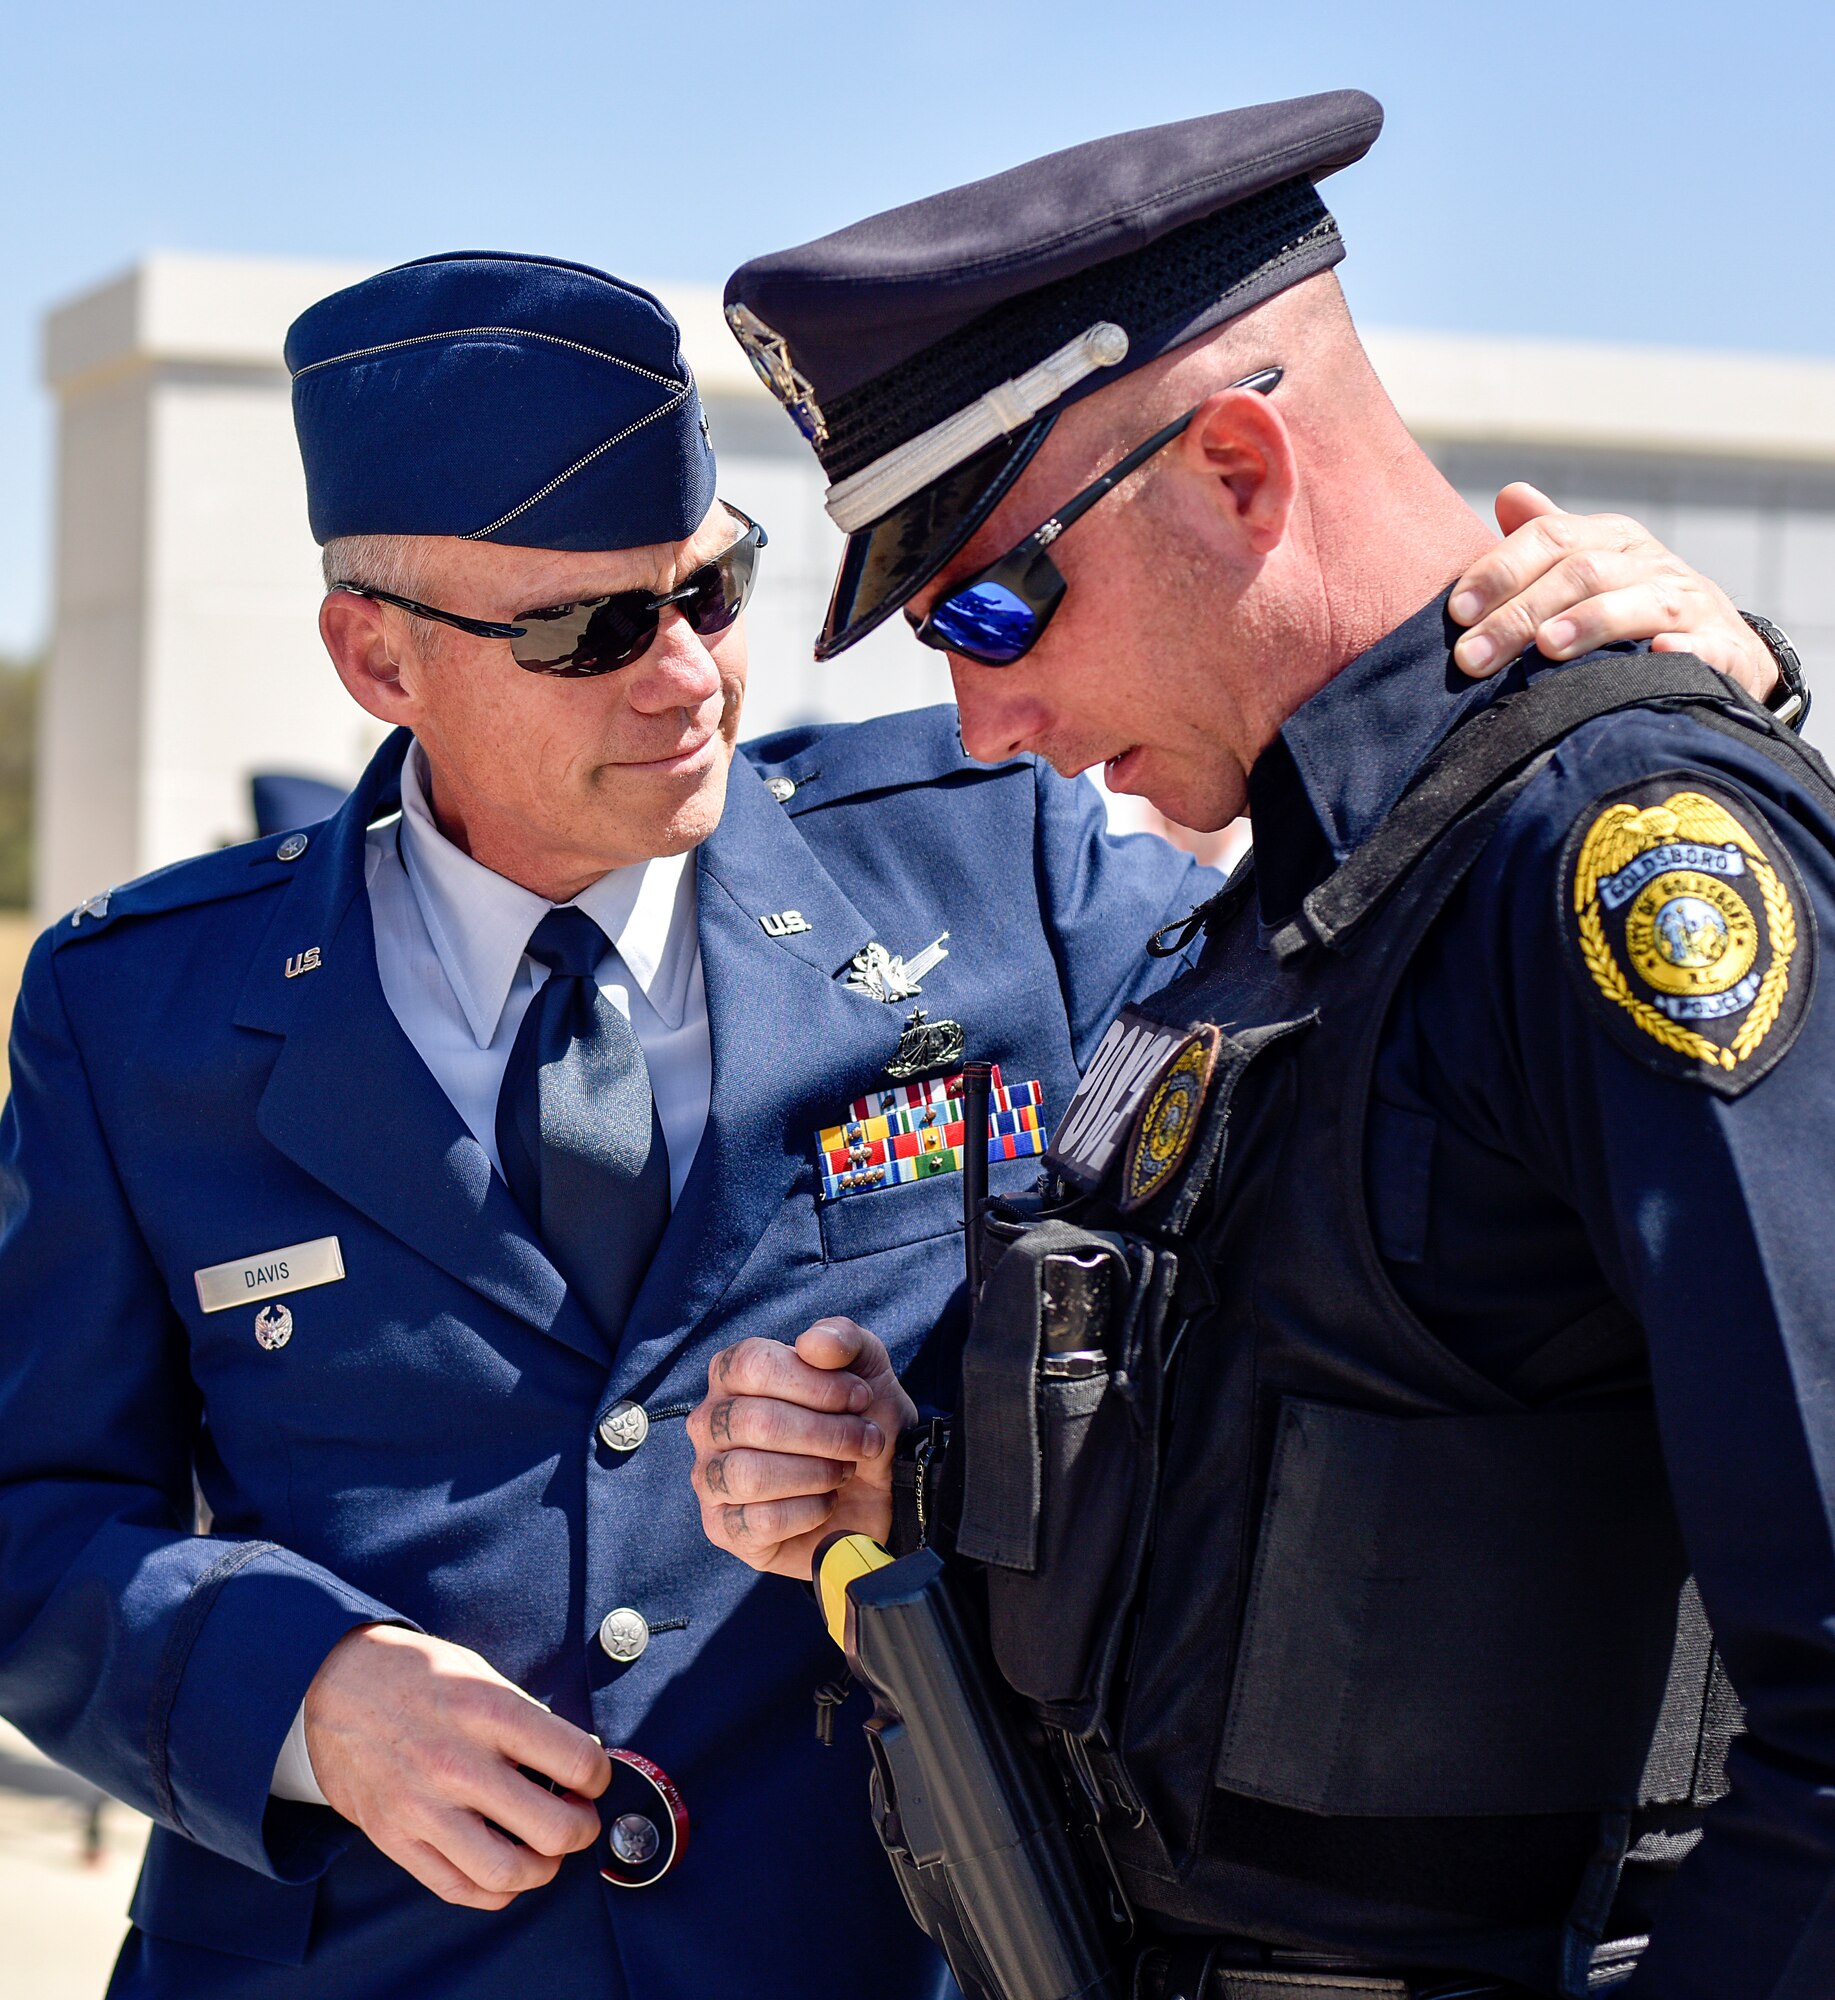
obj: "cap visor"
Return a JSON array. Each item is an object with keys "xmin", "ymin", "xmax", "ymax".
[{"xmin": 815, "ymin": 417, "xmax": 1056, "ymax": 659}]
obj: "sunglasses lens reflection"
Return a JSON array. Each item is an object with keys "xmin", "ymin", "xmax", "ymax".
[
  {"xmin": 507, "ymin": 520, "xmax": 763, "ymax": 676},
  {"xmin": 929, "ymin": 582, "xmax": 1039, "ymax": 664}
]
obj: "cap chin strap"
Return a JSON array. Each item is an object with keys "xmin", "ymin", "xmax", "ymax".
[{"xmin": 823, "ymin": 321, "xmax": 1130, "ymax": 534}]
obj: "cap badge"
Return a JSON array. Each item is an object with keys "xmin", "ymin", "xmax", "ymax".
[
  {"xmin": 844, "ymin": 934, "xmax": 949, "ymax": 1004},
  {"xmin": 725, "ymin": 303, "xmax": 829, "ymax": 446}
]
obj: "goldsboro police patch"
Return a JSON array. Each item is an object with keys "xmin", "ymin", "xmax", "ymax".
[{"xmin": 1563, "ymin": 773, "xmax": 1814, "ymax": 1095}]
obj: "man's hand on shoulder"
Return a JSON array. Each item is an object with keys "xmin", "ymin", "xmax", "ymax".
[
  {"xmin": 1447, "ymin": 482, "xmax": 1778, "ymax": 699},
  {"xmin": 303, "ymin": 1625, "xmax": 609, "ymax": 1909},
  {"xmin": 689, "ymin": 1320, "xmax": 914, "ymax": 1580}
]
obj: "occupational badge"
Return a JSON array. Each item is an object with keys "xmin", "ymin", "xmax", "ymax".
[
  {"xmin": 845, "ymin": 934, "xmax": 950, "ymax": 1003},
  {"xmin": 1563, "ymin": 775, "xmax": 1813, "ymax": 1095},
  {"xmin": 1120, "ymin": 1026, "xmax": 1222, "ymax": 1211},
  {"xmin": 253, "ymin": 1301, "xmax": 294, "ymax": 1351},
  {"xmin": 887, "ymin": 1006, "xmax": 966, "ymax": 1080}
]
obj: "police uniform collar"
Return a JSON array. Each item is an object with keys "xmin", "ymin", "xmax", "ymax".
[{"xmin": 1248, "ymin": 591, "xmax": 1507, "ymax": 924}]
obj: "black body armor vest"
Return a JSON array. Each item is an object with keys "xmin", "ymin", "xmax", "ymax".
[{"xmin": 951, "ymin": 660, "xmax": 1825, "ymax": 1997}]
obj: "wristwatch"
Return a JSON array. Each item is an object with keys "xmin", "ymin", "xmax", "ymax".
[{"xmin": 1741, "ymin": 611, "xmax": 1811, "ymax": 730}]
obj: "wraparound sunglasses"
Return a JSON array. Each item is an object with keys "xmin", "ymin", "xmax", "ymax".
[
  {"xmin": 909, "ymin": 369, "xmax": 1283, "ymax": 667},
  {"xmin": 331, "ymin": 508, "xmax": 767, "ymax": 678}
]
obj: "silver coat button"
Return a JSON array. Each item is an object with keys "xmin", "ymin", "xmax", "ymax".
[
  {"xmin": 765, "ymin": 776, "xmax": 796, "ymax": 803},
  {"xmin": 598, "ymin": 1607, "xmax": 650, "ymax": 1662},
  {"xmin": 276, "ymin": 833, "xmax": 309, "ymax": 861},
  {"xmin": 598, "ymin": 1401, "xmax": 649, "ymax": 1453},
  {"xmin": 609, "ymin": 1813, "xmax": 660, "ymax": 1865}
]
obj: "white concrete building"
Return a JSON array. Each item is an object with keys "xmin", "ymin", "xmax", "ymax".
[{"xmin": 35, "ymin": 252, "xmax": 1835, "ymax": 919}]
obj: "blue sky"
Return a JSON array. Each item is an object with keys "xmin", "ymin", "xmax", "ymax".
[{"xmin": 4, "ymin": 0, "xmax": 1833, "ymax": 655}]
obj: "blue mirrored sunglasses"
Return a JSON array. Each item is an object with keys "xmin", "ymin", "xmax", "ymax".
[{"xmin": 909, "ymin": 368, "xmax": 1283, "ymax": 667}]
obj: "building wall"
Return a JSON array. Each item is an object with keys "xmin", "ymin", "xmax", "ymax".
[{"xmin": 34, "ymin": 257, "xmax": 1835, "ymax": 918}]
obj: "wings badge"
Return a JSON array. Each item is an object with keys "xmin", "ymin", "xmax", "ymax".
[{"xmin": 1563, "ymin": 775, "xmax": 1813, "ymax": 1095}]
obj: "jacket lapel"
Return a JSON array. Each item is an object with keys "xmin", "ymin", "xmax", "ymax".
[
  {"xmin": 613, "ymin": 759, "xmax": 896, "ymax": 1383},
  {"xmin": 233, "ymin": 732, "xmax": 604, "ymax": 1365}
]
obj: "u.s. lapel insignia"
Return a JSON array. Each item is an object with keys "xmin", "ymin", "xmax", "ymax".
[
  {"xmin": 284, "ymin": 946, "xmax": 323, "ymax": 979},
  {"xmin": 1120, "ymin": 1026, "xmax": 1222, "ymax": 1210},
  {"xmin": 759, "ymin": 910, "xmax": 812, "ymax": 937},
  {"xmin": 1564, "ymin": 775, "xmax": 1813, "ymax": 1096},
  {"xmin": 887, "ymin": 1007, "xmax": 966, "ymax": 1081},
  {"xmin": 254, "ymin": 1301, "xmax": 294, "ymax": 1350},
  {"xmin": 845, "ymin": 934, "xmax": 949, "ymax": 1003}
]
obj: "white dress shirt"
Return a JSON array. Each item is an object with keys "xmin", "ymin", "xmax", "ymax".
[{"xmin": 272, "ymin": 740, "xmax": 711, "ymax": 1804}]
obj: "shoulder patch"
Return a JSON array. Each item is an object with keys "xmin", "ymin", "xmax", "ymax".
[{"xmin": 1561, "ymin": 772, "xmax": 1815, "ymax": 1095}]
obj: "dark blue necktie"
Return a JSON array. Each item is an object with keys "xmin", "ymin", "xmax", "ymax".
[{"xmin": 495, "ymin": 906, "xmax": 671, "ymax": 1342}]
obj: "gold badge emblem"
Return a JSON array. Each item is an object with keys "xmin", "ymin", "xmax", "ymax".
[
  {"xmin": 1120, "ymin": 1026, "xmax": 1221, "ymax": 1211},
  {"xmin": 1567, "ymin": 779, "xmax": 1811, "ymax": 1091}
]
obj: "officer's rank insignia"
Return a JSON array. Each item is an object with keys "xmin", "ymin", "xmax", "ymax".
[
  {"xmin": 1120, "ymin": 1026, "xmax": 1222, "ymax": 1210},
  {"xmin": 1564, "ymin": 775, "xmax": 1814, "ymax": 1095}
]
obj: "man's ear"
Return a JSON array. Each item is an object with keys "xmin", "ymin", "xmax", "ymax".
[
  {"xmin": 320, "ymin": 593, "xmax": 417, "ymax": 727},
  {"xmin": 1175, "ymin": 385, "xmax": 1296, "ymax": 557}
]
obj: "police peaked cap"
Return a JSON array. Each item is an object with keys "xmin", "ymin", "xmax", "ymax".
[
  {"xmin": 287, "ymin": 253, "xmax": 717, "ymax": 551},
  {"xmin": 723, "ymin": 90, "xmax": 1383, "ymax": 656}
]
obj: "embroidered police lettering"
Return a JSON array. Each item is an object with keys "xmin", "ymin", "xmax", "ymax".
[
  {"xmin": 1048, "ymin": 1011, "xmax": 1189, "ymax": 1186},
  {"xmin": 1061, "ymin": 1022, "xmax": 1168, "ymax": 1151}
]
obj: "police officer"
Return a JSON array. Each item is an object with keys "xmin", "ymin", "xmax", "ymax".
[
  {"xmin": 0, "ymin": 252, "xmax": 1767, "ymax": 1997},
  {"xmin": 691, "ymin": 94, "xmax": 1830, "ymax": 1999}
]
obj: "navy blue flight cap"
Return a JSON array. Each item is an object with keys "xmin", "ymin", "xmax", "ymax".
[
  {"xmin": 286, "ymin": 253, "xmax": 717, "ymax": 551},
  {"xmin": 724, "ymin": 91, "xmax": 1382, "ymax": 656}
]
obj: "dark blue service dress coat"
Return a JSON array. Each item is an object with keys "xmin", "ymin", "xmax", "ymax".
[{"xmin": 0, "ymin": 711, "xmax": 1212, "ymax": 1999}]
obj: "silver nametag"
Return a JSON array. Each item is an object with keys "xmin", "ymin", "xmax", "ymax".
[{"xmin": 194, "ymin": 1236, "xmax": 345, "ymax": 1314}]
